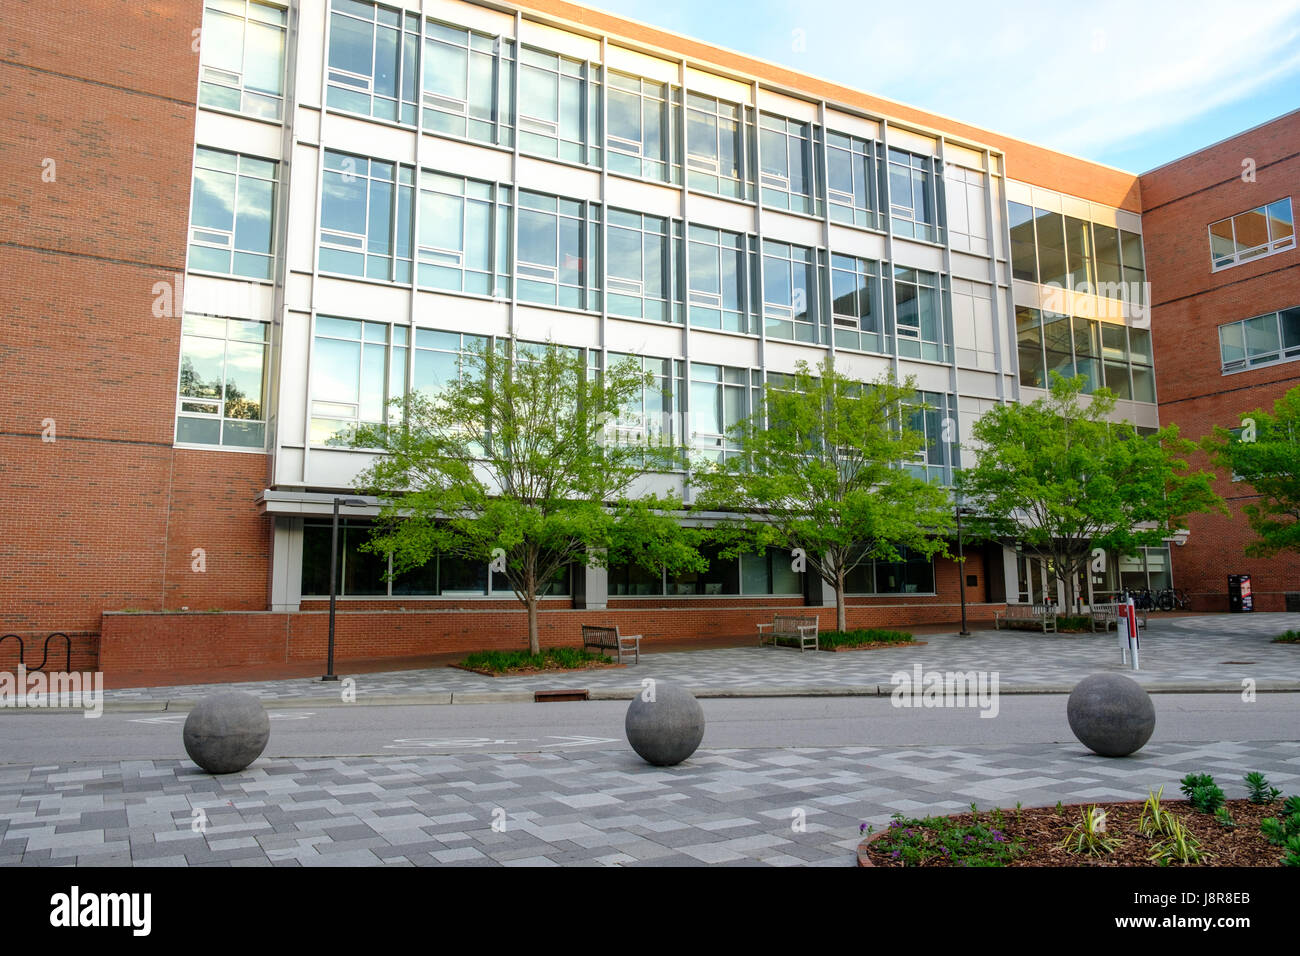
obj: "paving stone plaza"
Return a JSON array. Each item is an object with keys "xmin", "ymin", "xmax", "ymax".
[{"xmin": 1, "ymin": 615, "xmax": 1297, "ymax": 867}]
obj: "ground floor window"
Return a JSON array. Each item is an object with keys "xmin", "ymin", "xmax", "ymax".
[
  {"xmin": 843, "ymin": 549, "xmax": 935, "ymax": 595},
  {"xmin": 300, "ymin": 520, "xmax": 570, "ymax": 597},
  {"xmin": 608, "ymin": 545, "xmax": 802, "ymax": 596}
]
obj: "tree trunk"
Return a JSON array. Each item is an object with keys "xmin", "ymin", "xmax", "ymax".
[
  {"xmin": 526, "ymin": 596, "xmax": 540, "ymax": 656},
  {"xmin": 835, "ymin": 568, "xmax": 847, "ymax": 633}
]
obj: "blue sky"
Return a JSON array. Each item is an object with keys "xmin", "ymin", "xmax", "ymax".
[{"xmin": 588, "ymin": 0, "xmax": 1300, "ymax": 172}]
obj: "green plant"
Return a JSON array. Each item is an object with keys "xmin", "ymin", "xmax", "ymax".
[
  {"xmin": 1260, "ymin": 801, "xmax": 1300, "ymax": 847},
  {"xmin": 1062, "ymin": 806, "xmax": 1120, "ymax": 856},
  {"xmin": 1282, "ymin": 835, "xmax": 1300, "ymax": 867},
  {"xmin": 1272, "ymin": 629, "xmax": 1300, "ymax": 644},
  {"xmin": 872, "ymin": 812, "xmax": 1022, "ymax": 867},
  {"xmin": 1283, "ymin": 795, "xmax": 1300, "ymax": 817},
  {"xmin": 460, "ymin": 647, "xmax": 611, "ymax": 673},
  {"xmin": 1244, "ymin": 771, "xmax": 1281, "ymax": 804},
  {"xmin": 814, "ymin": 628, "xmax": 914, "ymax": 649},
  {"xmin": 1139, "ymin": 787, "xmax": 1176, "ymax": 837},
  {"xmin": 1180, "ymin": 773, "xmax": 1225, "ymax": 813},
  {"xmin": 1149, "ymin": 817, "xmax": 1204, "ymax": 865},
  {"xmin": 1213, "ymin": 806, "xmax": 1236, "ymax": 829}
]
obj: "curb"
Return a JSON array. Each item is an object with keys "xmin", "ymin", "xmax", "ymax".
[{"xmin": 0, "ymin": 679, "xmax": 1285, "ymax": 715}]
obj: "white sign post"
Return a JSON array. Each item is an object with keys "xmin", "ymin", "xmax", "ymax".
[{"xmin": 1125, "ymin": 597, "xmax": 1140, "ymax": 671}]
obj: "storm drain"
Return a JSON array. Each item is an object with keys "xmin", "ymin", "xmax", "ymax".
[{"xmin": 534, "ymin": 689, "xmax": 590, "ymax": 702}]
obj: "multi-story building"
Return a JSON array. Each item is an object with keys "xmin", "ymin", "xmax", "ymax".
[
  {"xmin": 1141, "ymin": 110, "xmax": 1300, "ymax": 611},
  {"xmin": 2, "ymin": 0, "xmax": 1288, "ymax": 679}
]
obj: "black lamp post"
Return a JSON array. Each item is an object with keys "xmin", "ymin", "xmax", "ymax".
[
  {"xmin": 324, "ymin": 496, "xmax": 368, "ymax": 682},
  {"xmin": 956, "ymin": 502, "xmax": 975, "ymax": 637}
]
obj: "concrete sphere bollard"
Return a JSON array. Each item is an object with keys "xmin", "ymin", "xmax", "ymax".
[
  {"xmin": 182, "ymin": 692, "xmax": 271, "ymax": 774},
  {"xmin": 625, "ymin": 680, "xmax": 705, "ymax": 767},
  {"xmin": 1067, "ymin": 673, "xmax": 1155, "ymax": 757}
]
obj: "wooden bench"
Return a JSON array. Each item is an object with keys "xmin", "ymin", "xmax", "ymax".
[
  {"xmin": 580, "ymin": 624, "xmax": 641, "ymax": 664},
  {"xmin": 993, "ymin": 603, "xmax": 1057, "ymax": 633},
  {"xmin": 756, "ymin": 615, "xmax": 820, "ymax": 652},
  {"xmin": 1089, "ymin": 603, "xmax": 1148, "ymax": 633}
]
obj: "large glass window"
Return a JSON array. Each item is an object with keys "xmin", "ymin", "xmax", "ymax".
[
  {"xmin": 198, "ymin": 0, "xmax": 286, "ymax": 120},
  {"xmin": 1218, "ymin": 307, "xmax": 1300, "ymax": 373},
  {"xmin": 606, "ymin": 209, "xmax": 681, "ymax": 323},
  {"xmin": 417, "ymin": 171, "xmax": 510, "ymax": 297},
  {"xmin": 188, "ymin": 147, "xmax": 276, "ymax": 280},
  {"xmin": 410, "ymin": 329, "xmax": 487, "ymax": 399},
  {"xmin": 319, "ymin": 151, "xmax": 414, "ymax": 282},
  {"xmin": 1210, "ymin": 198, "xmax": 1295, "ymax": 269},
  {"xmin": 759, "ymin": 114, "xmax": 816, "ymax": 215},
  {"xmin": 326, "ymin": 0, "xmax": 419, "ymax": 124},
  {"xmin": 422, "ymin": 20, "xmax": 514, "ymax": 146},
  {"xmin": 1033, "ymin": 208, "xmax": 1067, "ymax": 286},
  {"xmin": 517, "ymin": 47, "xmax": 600, "ymax": 165},
  {"xmin": 844, "ymin": 548, "xmax": 935, "ymax": 594},
  {"xmin": 516, "ymin": 190, "xmax": 601, "ymax": 310},
  {"xmin": 893, "ymin": 267, "xmax": 944, "ymax": 361},
  {"xmin": 1016, "ymin": 305, "xmax": 1046, "ymax": 388},
  {"xmin": 175, "ymin": 315, "xmax": 268, "ymax": 449},
  {"xmin": 607, "ymin": 353, "xmax": 683, "ymax": 453},
  {"xmin": 1093, "ymin": 223, "xmax": 1122, "ymax": 287},
  {"xmin": 1120, "ymin": 230, "xmax": 1146, "ymax": 306},
  {"xmin": 1128, "ymin": 327, "xmax": 1155, "ymax": 403},
  {"xmin": 762, "ymin": 241, "xmax": 821, "ymax": 343},
  {"xmin": 310, "ymin": 317, "xmax": 407, "ymax": 443},
  {"xmin": 609, "ymin": 546, "xmax": 800, "ymax": 596},
  {"xmin": 1064, "ymin": 215, "xmax": 1094, "ymax": 289},
  {"xmin": 826, "ymin": 131, "xmax": 881, "ymax": 229},
  {"xmin": 888, "ymin": 148, "xmax": 942, "ymax": 242},
  {"xmin": 687, "ymin": 225, "xmax": 752, "ymax": 333},
  {"xmin": 607, "ymin": 72, "xmax": 679, "ymax": 183},
  {"xmin": 691, "ymin": 362, "xmax": 749, "ymax": 462},
  {"xmin": 686, "ymin": 93, "xmax": 747, "ymax": 199},
  {"xmin": 1008, "ymin": 201, "xmax": 1038, "ymax": 283},
  {"xmin": 902, "ymin": 392, "xmax": 957, "ymax": 485},
  {"xmin": 831, "ymin": 254, "xmax": 887, "ymax": 354}
]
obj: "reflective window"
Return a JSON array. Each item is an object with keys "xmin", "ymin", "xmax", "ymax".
[
  {"xmin": 516, "ymin": 190, "xmax": 601, "ymax": 310},
  {"xmin": 826, "ymin": 132, "xmax": 882, "ymax": 229},
  {"xmin": 1218, "ymin": 307, "xmax": 1300, "ymax": 373},
  {"xmin": 417, "ymin": 171, "xmax": 510, "ymax": 297},
  {"xmin": 687, "ymin": 225, "xmax": 752, "ymax": 333},
  {"xmin": 759, "ymin": 114, "xmax": 816, "ymax": 215},
  {"xmin": 607, "ymin": 71, "xmax": 679, "ymax": 183},
  {"xmin": 410, "ymin": 329, "xmax": 487, "ymax": 399},
  {"xmin": 888, "ymin": 148, "xmax": 942, "ymax": 242},
  {"xmin": 188, "ymin": 147, "xmax": 276, "ymax": 280},
  {"xmin": 310, "ymin": 317, "xmax": 407, "ymax": 443},
  {"xmin": 902, "ymin": 392, "xmax": 957, "ymax": 485},
  {"xmin": 1008, "ymin": 201, "xmax": 1037, "ymax": 282},
  {"xmin": 1064, "ymin": 215, "xmax": 1094, "ymax": 289},
  {"xmin": 893, "ymin": 267, "xmax": 943, "ymax": 361},
  {"xmin": 198, "ymin": 0, "xmax": 286, "ymax": 120},
  {"xmin": 1120, "ymin": 230, "xmax": 1146, "ymax": 306},
  {"xmin": 1020, "ymin": 310, "xmax": 1156, "ymax": 401},
  {"xmin": 607, "ymin": 353, "xmax": 684, "ymax": 462},
  {"xmin": 326, "ymin": 0, "xmax": 419, "ymax": 124},
  {"xmin": 1210, "ymin": 198, "xmax": 1294, "ymax": 270},
  {"xmin": 1093, "ymin": 223, "xmax": 1122, "ymax": 287},
  {"xmin": 762, "ymin": 240, "xmax": 821, "ymax": 344},
  {"xmin": 831, "ymin": 254, "xmax": 886, "ymax": 354},
  {"xmin": 686, "ymin": 92, "xmax": 746, "ymax": 199},
  {"xmin": 690, "ymin": 362, "xmax": 749, "ymax": 462},
  {"xmin": 517, "ymin": 47, "xmax": 600, "ymax": 165},
  {"xmin": 1033, "ymin": 208, "xmax": 1067, "ymax": 286},
  {"xmin": 606, "ymin": 209, "xmax": 681, "ymax": 323},
  {"xmin": 319, "ymin": 151, "xmax": 414, "ymax": 282},
  {"xmin": 422, "ymin": 20, "xmax": 514, "ymax": 146},
  {"xmin": 175, "ymin": 315, "xmax": 268, "ymax": 449},
  {"xmin": 1016, "ymin": 306, "xmax": 1045, "ymax": 388}
]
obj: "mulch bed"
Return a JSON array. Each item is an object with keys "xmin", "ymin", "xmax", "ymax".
[
  {"xmin": 448, "ymin": 661, "xmax": 626, "ymax": 678},
  {"xmin": 819, "ymin": 641, "xmax": 928, "ymax": 652},
  {"xmin": 859, "ymin": 799, "xmax": 1286, "ymax": 867}
]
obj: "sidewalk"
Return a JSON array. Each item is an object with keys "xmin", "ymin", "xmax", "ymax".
[{"xmin": 95, "ymin": 612, "xmax": 1300, "ymax": 711}]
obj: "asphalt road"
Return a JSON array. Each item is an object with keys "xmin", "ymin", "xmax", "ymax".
[{"xmin": 0, "ymin": 693, "xmax": 1295, "ymax": 763}]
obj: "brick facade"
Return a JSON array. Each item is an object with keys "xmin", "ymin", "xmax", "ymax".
[{"xmin": 1140, "ymin": 110, "xmax": 1300, "ymax": 610}]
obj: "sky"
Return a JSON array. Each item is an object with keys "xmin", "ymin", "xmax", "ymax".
[{"xmin": 586, "ymin": 0, "xmax": 1300, "ymax": 172}]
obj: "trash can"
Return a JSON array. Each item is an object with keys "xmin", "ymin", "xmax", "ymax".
[{"xmin": 1228, "ymin": 574, "xmax": 1254, "ymax": 613}]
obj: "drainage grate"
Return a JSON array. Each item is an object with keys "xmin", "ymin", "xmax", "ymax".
[{"xmin": 534, "ymin": 689, "xmax": 589, "ymax": 703}]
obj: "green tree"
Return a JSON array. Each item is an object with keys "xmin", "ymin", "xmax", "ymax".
[
  {"xmin": 1203, "ymin": 385, "xmax": 1300, "ymax": 556},
  {"xmin": 347, "ymin": 338, "xmax": 703, "ymax": 655},
  {"xmin": 693, "ymin": 358, "xmax": 954, "ymax": 632},
  {"xmin": 958, "ymin": 372, "xmax": 1223, "ymax": 609}
]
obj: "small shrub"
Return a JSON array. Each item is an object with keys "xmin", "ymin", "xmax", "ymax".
[
  {"xmin": 1139, "ymin": 787, "xmax": 1176, "ymax": 837},
  {"xmin": 1180, "ymin": 773, "xmax": 1225, "ymax": 813},
  {"xmin": 1244, "ymin": 771, "xmax": 1281, "ymax": 805},
  {"xmin": 872, "ymin": 811, "xmax": 1022, "ymax": 867},
  {"xmin": 1213, "ymin": 806, "xmax": 1236, "ymax": 829},
  {"xmin": 1272, "ymin": 629, "xmax": 1300, "ymax": 644},
  {"xmin": 460, "ymin": 647, "xmax": 610, "ymax": 673},
  {"xmin": 1062, "ymin": 806, "xmax": 1120, "ymax": 856},
  {"xmin": 1283, "ymin": 835, "xmax": 1300, "ymax": 867},
  {"xmin": 1260, "ymin": 801, "xmax": 1300, "ymax": 847},
  {"xmin": 1149, "ymin": 817, "xmax": 1204, "ymax": 866},
  {"xmin": 816, "ymin": 628, "xmax": 914, "ymax": 649}
]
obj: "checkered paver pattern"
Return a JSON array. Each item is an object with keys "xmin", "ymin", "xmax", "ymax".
[
  {"xmin": 2, "ymin": 740, "xmax": 1297, "ymax": 866},
  {"xmin": 104, "ymin": 613, "xmax": 1300, "ymax": 706}
]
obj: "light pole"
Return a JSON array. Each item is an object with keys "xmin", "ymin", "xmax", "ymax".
[
  {"xmin": 956, "ymin": 502, "xmax": 975, "ymax": 637},
  {"xmin": 324, "ymin": 496, "xmax": 368, "ymax": 682}
]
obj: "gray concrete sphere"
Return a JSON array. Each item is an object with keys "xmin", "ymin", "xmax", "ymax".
[
  {"xmin": 1067, "ymin": 673, "xmax": 1155, "ymax": 757},
  {"xmin": 625, "ymin": 680, "xmax": 705, "ymax": 766},
  {"xmin": 182, "ymin": 692, "xmax": 270, "ymax": 774}
]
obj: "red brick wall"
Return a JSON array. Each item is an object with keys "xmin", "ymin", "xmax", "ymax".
[{"xmin": 1140, "ymin": 110, "xmax": 1300, "ymax": 610}]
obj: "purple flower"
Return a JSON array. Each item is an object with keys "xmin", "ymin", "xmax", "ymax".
[
  {"xmin": 891, "ymin": 850, "xmax": 901, "ymax": 859},
  {"xmin": 859, "ymin": 823, "xmax": 867, "ymax": 834},
  {"xmin": 964, "ymin": 835, "xmax": 975, "ymax": 843}
]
